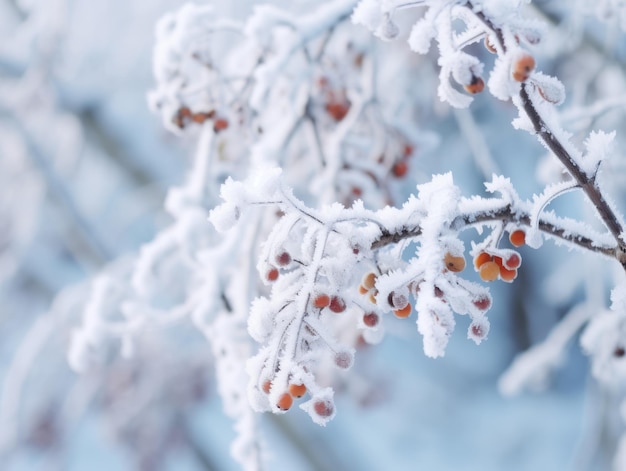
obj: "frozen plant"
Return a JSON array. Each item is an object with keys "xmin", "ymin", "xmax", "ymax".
[{"xmin": 4, "ymin": 0, "xmax": 626, "ymax": 469}]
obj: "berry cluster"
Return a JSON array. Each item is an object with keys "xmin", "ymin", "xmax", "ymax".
[
  {"xmin": 473, "ymin": 230, "xmax": 525, "ymax": 283},
  {"xmin": 171, "ymin": 106, "xmax": 230, "ymax": 132}
]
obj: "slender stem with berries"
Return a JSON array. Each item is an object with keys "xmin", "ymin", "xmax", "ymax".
[{"xmin": 470, "ymin": 3, "xmax": 626, "ymax": 269}]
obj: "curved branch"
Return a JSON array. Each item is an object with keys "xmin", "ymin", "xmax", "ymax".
[
  {"xmin": 469, "ymin": 3, "xmax": 626, "ymax": 268},
  {"xmin": 371, "ymin": 203, "xmax": 616, "ymax": 257}
]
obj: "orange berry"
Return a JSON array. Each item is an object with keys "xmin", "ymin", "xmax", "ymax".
[
  {"xmin": 393, "ymin": 303, "xmax": 412, "ymax": 318},
  {"xmin": 505, "ymin": 253, "xmax": 521, "ymax": 269},
  {"xmin": 473, "ymin": 252, "xmax": 492, "ymax": 270},
  {"xmin": 358, "ymin": 284, "xmax": 369, "ymax": 295},
  {"xmin": 262, "ymin": 380, "xmax": 272, "ymax": 394},
  {"xmin": 493, "ymin": 256, "xmax": 504, "ymax": 267},
  {"xmin": 313, "ymin": 294, "xmax": 331, "ymax": 309},
  {"xmin": 289, "ymin": 383, "xmax": 307, "ymax": 398},
  {"xmin": 509, "ymin": 230, "xmax": 526, "ymax": 247},
  {"xmin": 512, "ymin": 54, "xmax": 535, "ymax": 82},
  {"xmin": 276, "ymin": 393, "xmax": 293, "ymax": 411},
  {"xmin": 266, "ymin": 267, "xmax": 279, "ymax": 282},
  {"xmin": 464, "ymin": 76, "xmax": 485, "ymax": 94},
  {"xmin": 444, "ymin": 252, "xmax": 466, "ymax": 272},
  {"xmin": 329, "ymin": 296, "xmax": 346, "ymax": 313},
  {"xmin": 362, "ymin": 272, "xmax": 377, "ymax": 290},
  {"xmin": 499, "ymin": 265, "xmax": 517, "ymax": 283},
  {"xmin": 479, "ymin": 261, "xmax": 500, "ymax": 282},
  {"xmin": 392, "ymin": 161, "xmax": 408, "ymax": 178},
  {"xmin": 368, "ymin": 292, "xmax": 377, "ymax": 304},
  {"xmin": 213, "ymin": 117, "xmax": 229, "ymax": 132}
]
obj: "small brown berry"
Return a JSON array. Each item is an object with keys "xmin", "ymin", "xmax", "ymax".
[
  {"xmin": 392, "ymin": 161, "xmax": 408, "ymax": 178},
  {"xmin": 464, "ymin": 76, "xmax": 485, "ymax": 94},
  {"xmin": 512, "ymin": 54, "xmax": 535, "ymax": 82},
  {"xmin": 213, "ymin": 117, "xmax": 229, "ymax": 132},
  {"xmin": 444, "ymin": 252, "xmax": 466, "ymax": 272},
  {"xmin": 363, "ymin": 312, "xmax": 379, "ymax": 327},
  {"xmin": 334, "ymin": 351, "xmax": 353, "ymax": 369},
  {"xmin": 473, "ymin": 297, "xmax": 491, "ymax": 310},
  {"xmin": 313, "ymin": 400, "xmax": 334, "ymax": 417},
  {"xmin": 325, "ymin": 101, "xmax": 350, "ymax": 121},
  {"xmin": 329, "ymin": 296, "xmax": 346, "ymax": 313},
  {"xmin": 276, "ymin": 252, "xmax": 291, "ymax": 266},
  {"xmin": 362, "ymin": 272, "xmax": 377, "ymax": 290},
  {"xmin": 266, "ymin": 268, "xmax": 279, "ymax": 282}
]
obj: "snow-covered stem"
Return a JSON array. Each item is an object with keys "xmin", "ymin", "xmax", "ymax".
[
  {"xmin": 518, "ymin": 85, "xmax": 626, "ymax": 256},
  {"xmin": 372, "ymin": 203, "xmax": 616, "ymax": 257},
  {"xmin": 470, "ymin": 3, "xmax": 626, "ymax": 267}
]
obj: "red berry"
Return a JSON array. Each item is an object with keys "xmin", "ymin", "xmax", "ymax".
[
  {"xmin": 363, "ymin": 312, "xmax": 379, "ymax": 327},
  {"xmin": 334, "ymin": 351, "xmax": 352, "ymax": 369},
  {"xmin": 471, "ymin": 323, "xmax": 486, "ymax": 338},
  {"xmin": 313, "ymin": 400, "xmax": 334, "ymax": 417},
  {"xmin": 403, "ymin": 144, "xmax": 414, "ymax": 158},
  {"xmin": 266, "ymin": 267, "xmax": 279, "ymax": 282},
  {"xmin": 473, "ymin": 297, "xmax": 491, "ymax": 311},
  {"xmin": 313, "ymin": 294, "xmax": 331, "ymax": 309},
  {"xmin": 213, "ymin": 117, "xmax": 229, "ymax": 132},
  {"xmin": 262, "ymin": 380, "xmax": 272, "ymax": 394},
  {"xmin": 276, "ymin": 252, "xmax": 291, "ymax": 266},
  {"xmin": 505, "ymin": 253, "xmax": 521, "ymax": 269},
  {"xmin": 325, "ymin": 101, "xmax": 350, "ymax": 121},
  {"xmin": 329, "ymin": 296, "xmax": 346, "ymax": 313},
  {"xmin": 392, "ymin": 161, "xmax": 408, "ymax": 178}
]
